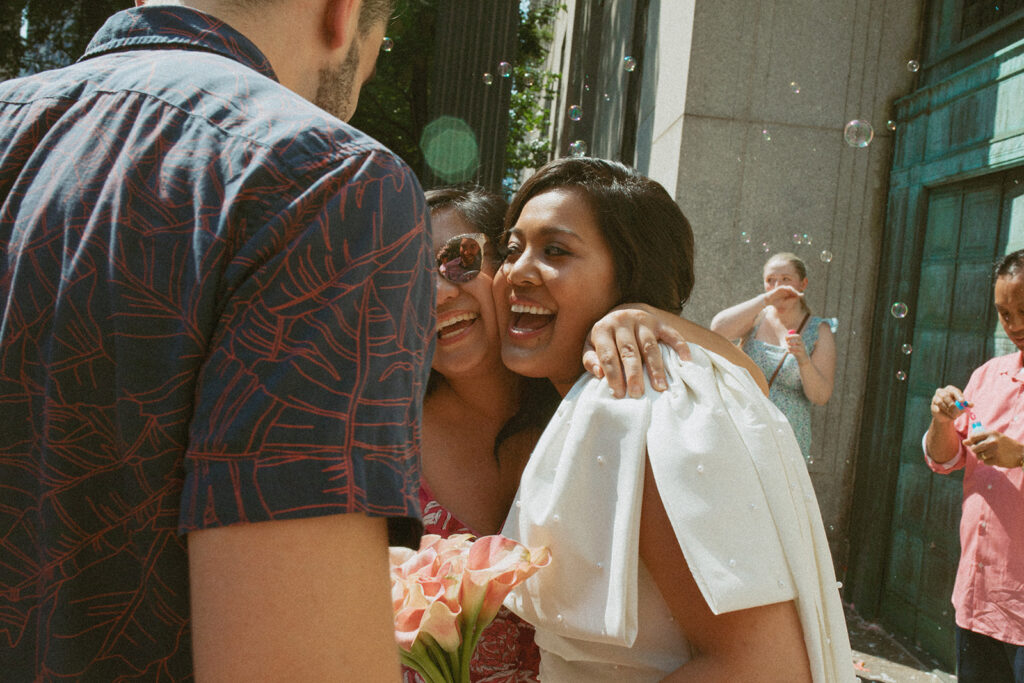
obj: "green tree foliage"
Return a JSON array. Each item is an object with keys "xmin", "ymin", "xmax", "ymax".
[
  {"xmin": 352, "ymin": 0, "xmax": 564, "ymax": 192},
  {"xmin": 1, "ymin": 0, "xmax": 563, "ymax": 195},
  {"xmin": 0, "ymin": 0, "xmax": 131, "ymax": 79},
  {"xmin": 349, "ymin": 0, "xmax": 437, "ymax": 182},
  {"xmin": 503, "ymin": 2, "xmax": 563, "ymax": 191}
]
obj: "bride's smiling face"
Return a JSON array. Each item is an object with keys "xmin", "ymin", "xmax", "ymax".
[{"xmin": 493, "ymin": 188, "xmax": 619, "ymax": 394}]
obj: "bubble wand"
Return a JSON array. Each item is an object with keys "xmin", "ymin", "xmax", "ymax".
[{"xmin": 955, "ymin": 399, "xmax": 984, "ymax": 434}]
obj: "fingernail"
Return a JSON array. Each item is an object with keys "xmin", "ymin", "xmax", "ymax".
[{"xmin": 655, "ymin": 378, "xmax": 667, "ymax": 390}]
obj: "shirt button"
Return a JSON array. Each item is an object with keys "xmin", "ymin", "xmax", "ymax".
[
  {"xmin": 980, "ymin": 521, "xmax": 987, "ymax": 529},
  {"xmin": 978, "ymin": 562, "xmax": 984, "ymax": 570}
]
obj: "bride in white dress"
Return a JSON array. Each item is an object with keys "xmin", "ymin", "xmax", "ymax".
[{"xmin": 492, "ymin": 157, "xmax": 854, "ymax": 682}]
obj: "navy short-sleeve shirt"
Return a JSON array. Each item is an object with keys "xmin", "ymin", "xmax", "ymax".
[{"xmin": 0, "ymin": 7, "xmax": 434, "ymax": 679}]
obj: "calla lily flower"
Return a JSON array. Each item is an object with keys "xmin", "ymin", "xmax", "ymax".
[{"xmin": 388, "ymin": 533, "xmax": 550, "ymax": 683}]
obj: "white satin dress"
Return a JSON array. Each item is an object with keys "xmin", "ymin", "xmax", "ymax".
[{"xmin": 502, "ymin": 344, "xmax": 854, "ymax": 682}]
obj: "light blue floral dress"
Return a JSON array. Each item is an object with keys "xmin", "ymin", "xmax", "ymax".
[{"xmin": 742, "ymin": 316, "xmax": 837, "ymax": 462}]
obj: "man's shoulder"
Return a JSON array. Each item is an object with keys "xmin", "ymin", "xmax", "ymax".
[{"xmin": 0, "ymin": 48, "xmax": 407, "ymax": 183}]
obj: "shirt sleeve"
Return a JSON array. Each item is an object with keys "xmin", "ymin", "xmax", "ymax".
[
  {"xmin": 921, "ymin": 371, "xmax": 979, "ymax": 474},
  {"xmin": 922, "ymin": 432, "xmax": 964, "ymax": 472},
  {"xmin": 178, "ymin": 149, "xmax": 434, "ymax": 533}
]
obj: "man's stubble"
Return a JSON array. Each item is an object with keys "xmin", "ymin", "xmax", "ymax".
[{"xmin": 314, "ymin": 38, "xmax": 359, "ymax": 122}]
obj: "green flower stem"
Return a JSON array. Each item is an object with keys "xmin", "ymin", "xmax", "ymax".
[
  {"xmin": 423, "ymin": 636, "xmax": 455, "ymax": 682},
  {"xmin": 456, "ymin": 598, "xmax": 501, "ymax": 683},
  {"xmin": 457, "ymin": 607, "xmax": 479, "ymax": 683},
  {"xmin": 401, "ymin": 651, "xmax": 445, "ymax": 683},
  {"xmin": 402, "ymin": 638, "xmax": 451, "ymax": 683},
  {"xmin": 443, "ymin": 645, "xmax": 463, "ymax": 683}
]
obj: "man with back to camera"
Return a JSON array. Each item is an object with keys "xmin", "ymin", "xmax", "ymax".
[
  {"xmin": 0, "ymin": 0, "xmax": 435, "ymax": 679},
  {"xmin": 924, "ymin": 249, "xmax": 1024, "ymax": 683}
]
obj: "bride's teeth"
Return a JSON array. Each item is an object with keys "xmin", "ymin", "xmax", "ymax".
[{"xmin": 510, "ymin": 304, "xmax": 554, "ymax": 315}]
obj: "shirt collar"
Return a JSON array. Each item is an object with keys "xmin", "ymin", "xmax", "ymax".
[{"xmin": 79, "ymin": 6, "xmax": 277, "ymax": 82}]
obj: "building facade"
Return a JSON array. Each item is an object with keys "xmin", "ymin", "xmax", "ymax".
[{"xmin": 536, "ymin": 0, "xmax": 1024, "ymax": 668}]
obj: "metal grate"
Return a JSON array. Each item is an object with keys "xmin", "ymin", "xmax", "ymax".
[{"xmin": 960, "ymin": 0, "xmax": 1024, "ymax": 40}]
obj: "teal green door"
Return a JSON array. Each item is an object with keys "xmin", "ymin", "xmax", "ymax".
[{"xmin": 880, "ymin": 168, "xmax": 1024, "ymax": 665}]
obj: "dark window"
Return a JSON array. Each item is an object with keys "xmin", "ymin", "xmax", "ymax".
[{"xmin": 960, "ymin": 0, "xmax": 1024, "ymax": 40}]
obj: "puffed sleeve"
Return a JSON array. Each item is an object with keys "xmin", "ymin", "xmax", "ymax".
[{"xmin": 504, "ymin": 345, "xmax": 854, "ymax": 683}]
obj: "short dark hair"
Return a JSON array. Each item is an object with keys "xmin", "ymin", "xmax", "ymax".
[
  {"xmin": 358, "ymin": 0, "xmax": 394, "ymax": 34},
  {"xmin": 221, "ymin": 0, "xmax": 392, "ymax": 33},
  {"xmin": 504, "ymin": 157, "xmax": 695, "ymax": 311},
  {"xmin": 995, "ymin": 249, "xmax": 1024, "ymax": 280}
]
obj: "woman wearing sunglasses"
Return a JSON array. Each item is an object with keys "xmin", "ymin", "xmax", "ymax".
[
  {"xmin": 497, "ymin": 158, "xmax": 853, "ymax": 682},
  {"xmin": 414, "ymin": 186, "xmax": 764, "ymax": 682},
  {"xmin": 411, "ymin": 187, "xmax": 544, "ymax": 682}
]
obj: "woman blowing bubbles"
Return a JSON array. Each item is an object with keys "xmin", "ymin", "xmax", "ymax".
[
  {"xmin": 710, "ymin": 253, "xmax": 836, "ymax": 462},
  {"xmin": 496, "ymin": 158, "xmax": 852, "ymax": 682}
]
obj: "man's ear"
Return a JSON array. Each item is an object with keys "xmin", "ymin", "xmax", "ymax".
[{"xmin": 322, "ymin": 0, "xmax": 361, "ymax": 52}]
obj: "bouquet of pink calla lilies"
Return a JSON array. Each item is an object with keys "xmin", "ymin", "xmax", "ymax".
[{"xmin": 390, "ymin": 533, "xmax": 551, "ymax": 683}]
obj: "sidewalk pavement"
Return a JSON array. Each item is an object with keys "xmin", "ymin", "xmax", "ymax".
[{"xmin": 845, "ymin": 603, "xmax": 957, "ymax": 683}]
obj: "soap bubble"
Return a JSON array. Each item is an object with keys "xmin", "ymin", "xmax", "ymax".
[
  {"xmin": 568, "ymin": 104, "xmax": 583, "ymax": 122},
  {"xmin": 761, "ymin": 241, "xmax": 771, "ymax": 253},
  {"xmin": 623, "ymin": 56, "xmax": 637, "ymax": 72},
  {"xmin": 820, "ymin": 250, "xmax": 833, "ymax": 263},
  {"xmin": 802, "ymin": 233, "xmax": 812, "ymax": 245},
  {"xmin": 381, "ymin": 36, "xmax": 394, "ymax": 52},
  {"xmin": 420, "ymin": 116, "xmax": 479, "ymax": 183},
  {"xmin": 761, "ymin": 128, "xmax": 771, "ymax": 142},
  {"xmin": 789, "ymin": 81, "xmax": 801, "ymax": 94},
  {"xmin": 498, "ymin": 61, "xmax": 512, "ymax": 78},
  {"xmin": 482, "ymin": 72, "xmax": 494, "ymax": 85},
  {"xmin": 907, "ymin": 59, "xmax": 920, "ymax": 72},
  {"xmin": 583, "ymin": 74, "xmax": 591, "ymax": 91},
  {"xmin": 792, "ymin": 233, "xmax": 803, "ymax": 245},
  {"xmin": 740, "ymin": 231, "xmax": 751, "ymax": 244},
  {"xmin": 520, "ymin": 71, "xmax": 535, "ymax": 87},
  {"xmin": 896, "ymin": 370, "xmax": 907, "ymax": 381},
  {"xmin": 603, "ymin": 92, "xmax": 612, "ymax": 102},
  {"xmin": 902, "ymin": 343, "xmax": 913, "ymax": 355},
  {"xmin": 844, "ymin": 120, "xmax": 874, "ymax": 148},
  {"xmin": 569, "ymin": 140, "xmax": 587, "ymax": 157},
  {"xmin": 887, "ymin": 120, "xmax": 897, "ymax": 131},
  {"xmin": 890, "ymin": 302, "xmax": 909, "ymax": 319}
]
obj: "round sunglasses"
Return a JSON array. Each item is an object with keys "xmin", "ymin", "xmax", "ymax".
[{"xmin": 437, "ymin": 232, "xmax": 488, "ymax": 284}]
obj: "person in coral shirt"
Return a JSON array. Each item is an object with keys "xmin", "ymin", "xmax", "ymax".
[{"xmin": 924, "ymin": 248, "xmax": 1024, "ymax": 683}]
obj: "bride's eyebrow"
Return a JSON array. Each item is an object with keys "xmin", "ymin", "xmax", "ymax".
[{"xmin": 509, "ymin": 225, "xmax": 582, "ymax": 242}]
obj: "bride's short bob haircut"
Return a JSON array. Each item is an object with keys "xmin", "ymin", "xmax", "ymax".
[{"xmin": 503, "ymin": 157, "xmax": 695, "ymax": 312}]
